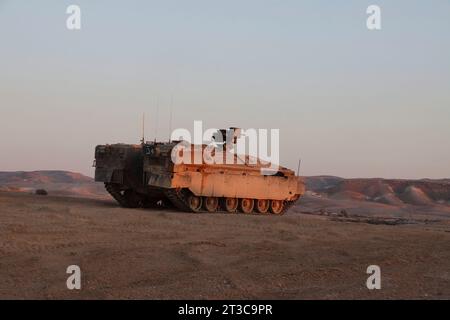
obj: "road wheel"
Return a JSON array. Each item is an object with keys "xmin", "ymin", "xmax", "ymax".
[
  {"xmin": 270, "ymin": 200, "xmax": 284, "ymax": 215},
  {"xmin": 188, "ymin": 195, "xmax": 203, "ymax": 212},
  {"xmin": 204, "ymin": 197, "xmax": 219, "ymax": 212},
  {"xmin": 222, "ymin": 198, "xmax": 238, "ymax": 213},
  {"xmin": 239, "ymin": 198, "xmax": 254, "ymax": 214},
  {"xmin": 256, "ymin": 199, "xmax": 270, "ymax": 214}
]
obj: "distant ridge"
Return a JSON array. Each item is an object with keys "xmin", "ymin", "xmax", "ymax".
[
  {"xmin": 1, "ymin": 171, "xmax": 449, "ymax": 205},
  {"xmin": 0, "ymin": 170, "xmax": 107, "ymax": 199},
  {"xmin": 305, "ymin": 176, "xmax": 450, "ymax": 206}
]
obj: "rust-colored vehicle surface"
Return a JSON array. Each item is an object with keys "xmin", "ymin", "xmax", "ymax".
[{"xmin": 95, "ymin": 128, "xmax": 305, "ymax": 215}]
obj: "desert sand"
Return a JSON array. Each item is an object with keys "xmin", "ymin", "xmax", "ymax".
[{"xmin": 1, "ymin": 191, "xmax": 450, "ymax": 299}]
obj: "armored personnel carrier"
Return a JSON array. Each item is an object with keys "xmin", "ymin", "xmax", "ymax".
[{"xmin": 94, "ymin": 128, "xmax": 305, "ymax": 214}]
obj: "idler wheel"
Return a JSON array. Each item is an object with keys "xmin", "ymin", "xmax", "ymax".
[
  {"xmin": 239, "ymin": 198, "xmax": 254, "ymax": 214},
  {"xmin": 223, "ymin": 198, "xmax": 238, "ymax": 213},
  {"xmin": 270, "ymin": 200, "xmax": 284, "ymax": 215},
  {"xmin": 256, "ymin": 199, "xmax": 270, "ymax": 214},
  {"xmin": 188, "ymin": 195, "xmax": 203, "ymax": 212},
  {"xmin": 204, "ymin": 197, "xmax": 219, "ymax": 212}
]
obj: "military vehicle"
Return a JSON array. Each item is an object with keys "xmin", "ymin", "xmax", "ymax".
[{"xmin": 94, "ymin": 128, "xmax": 305, "ymax": 214}]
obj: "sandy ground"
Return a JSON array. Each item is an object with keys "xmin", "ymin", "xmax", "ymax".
[{"xmin": 1, "ymin": 191, "xmax": 450, "ymax": 299}]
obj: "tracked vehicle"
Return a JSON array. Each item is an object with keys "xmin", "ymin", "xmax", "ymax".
[{"xmin": 94, "ymin": 128, "xmax": 305, "ymax": 214}]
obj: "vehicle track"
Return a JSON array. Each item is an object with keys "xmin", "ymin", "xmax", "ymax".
[{"xmin": 164, "ymin": 188, "xmax": 296, "ymax": 215}]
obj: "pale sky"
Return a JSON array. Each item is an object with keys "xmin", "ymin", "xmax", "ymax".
[{"xmin": 0, "ymin": 0, "xmax": 449, "ymax": 179}]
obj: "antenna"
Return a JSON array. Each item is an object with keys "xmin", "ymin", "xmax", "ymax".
[
  {"xmin": 141, "ymin": 113, "xmax": 145, "ymax": 144},
  {"xmin": 297, "ymin": 158, "xmax": 302, "ymax": 176},
  {"xmin": 169, "ymin": 95, "xmax": 173, "ymax": 142},
  {"xmin": 154, "ymin": 96, "xmax": 159, "ymax": 142}
]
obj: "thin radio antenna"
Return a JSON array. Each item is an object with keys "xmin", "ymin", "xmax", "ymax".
[
  {"xmin": 154, "ymin": 96, "xmax": 159, "ymax": 142},
  {"xmin": 169, "ymin": 95, "xmax": 173, "ymax": 142},
  {"xmin": 140, "ymin": 112, "xmax": 145, "ymax": 144},
  {"xmin": 297, "ymin": 158, "xmax": 302, "ymax": 176}
]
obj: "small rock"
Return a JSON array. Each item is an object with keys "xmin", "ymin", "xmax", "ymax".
[{"xmin": 339, "ymin": 209, "xmax": 349, "ymax": 217}]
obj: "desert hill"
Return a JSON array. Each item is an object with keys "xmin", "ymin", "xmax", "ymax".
[
  {"xmin": 299, "ymin": 176, "xmax": 450, "ymax": 221},
  {"xmin": 0, "ymin": 170, "xmax": 107, "ymax": 199},
  {"xmin": 304, "ymin": 176, "xmax": 450, "ymax": 206}
]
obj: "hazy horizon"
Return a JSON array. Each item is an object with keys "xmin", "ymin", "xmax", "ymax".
[
  {"xmin": 1, "ymin": 1, "xmax": 449, "ymax": 179},
  {"xmin": 1, "ymin": 169, "xmax": 449, "ymax": 181}
]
